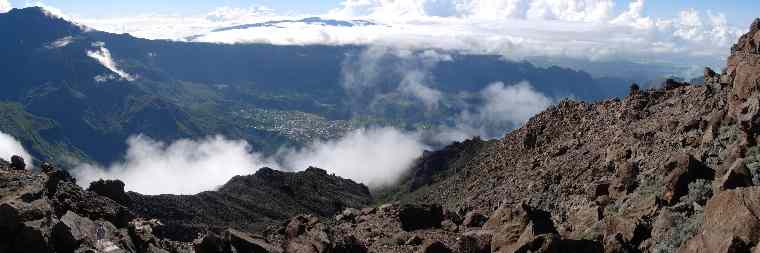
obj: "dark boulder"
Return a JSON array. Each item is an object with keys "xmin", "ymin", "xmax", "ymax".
[
  {"xmin": 88, "ymin": 179, "xmax": 131, "ymax": 206},
  {"xmin": 399, "ymin": 204, "xmax": 444, "ymax": 231},
  {"xmin": 462, "ymin": 211, "xmax": 488, "ymax": 228},
  {"xmin": 457, "ymin": 230, "xmax": 493, "ymax": 253},
  {"xmin": 629, "ymin": 83, "xmax": 641, "ymax": 96},
  {"xmin": 664, "ymin": 79, "xmax": 688, "ymax": 90},
  {"xmin": 417, "ymin": 240, "xmax": 452, "ymax": 253},
  {"xmin": 485, "ymin": 203, "xmax": 558, "ymax": 253},
  {"xmin": 225, "ymin": 229, "xmax": 281, "ymax": 253},
  {"xmin": 662, "ymin": 153, "xmax": 715, "ymax": 205},
  {"xmin": 196, "ymin": 233, "xmax": 226, "ymax": 253},
  {"xmin": 52, "ymin": 211, "xmax": 97, "ymax": 252},
  {"xmin": 10, "ymin": 155, "xmax": 25, "ymax": 170},
  {"xmin": 718, "ymin": 159, "xmax": 754, "ymax": 191}
]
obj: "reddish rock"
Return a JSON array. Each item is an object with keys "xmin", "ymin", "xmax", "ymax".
[
  {"xmin": 462, "ymin": 211, "xmax": 488, "ymax": 228},
  {"xmin": 680, "ymin": 187, "xmax": 760, "ymax": 252},
  {"xmin": 718, "ymin": 159, "xmax": 754, "ymax": 191},
  {"xmin": 662, "ymin": 153, "xmax": 715, "ymax": 205},
  {"xmin": 417, "ymin": 240, "xmax": 452, "ymax": 253}
]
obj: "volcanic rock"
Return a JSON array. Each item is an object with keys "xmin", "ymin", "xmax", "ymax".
[
  {"xmin": 417, "ymin": 240, "xmax": 452, "ymax": 253},
  {"xmin": 89, "ymin": 179, "xmax": 131, "ymax": 205},
  {"xmin": 718, "ymin": 159, "xmax": 754, "ymax": 191},
  {"xmin": 399, "ymin": 204, "xmax": 444, "ymax": 231},
  {"xmin": 662, "ymin": 153, "xmax": 715, "ymax": 205},
  {"xmin": 10, "ymin": 155, "xmax": 25, "ymax": 170}
]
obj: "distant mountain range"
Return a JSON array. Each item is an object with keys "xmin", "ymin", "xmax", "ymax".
[
  {"xmin": 0, "ymin": 7, "xmax": 629, "ymax": 166},
  {"xmin": 186, "ymin": 17, "xmax": 378, "ymax": 41}
]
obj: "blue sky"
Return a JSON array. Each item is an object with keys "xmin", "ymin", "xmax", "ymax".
[{"xmin": 9, "ymin": 0, "xmax": 758, "ymax": 26}]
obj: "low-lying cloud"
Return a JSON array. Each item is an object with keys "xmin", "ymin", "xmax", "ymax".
[
  {"xmin": 0, "ymin": 131, "xmax": 32, "ymax": 167},
  {"xmin": 86, "ymin": 42, "xmax": 136, "ymax": 82},
  {"xmin": 277, "ymin": 127, "xmax": 428, "ymax": 187},
  {"xmin": 431, "ymin": 81, "xmax": 552, "ymax": 144},
  {"xmin": 74, "ymin": 135, "xmax": 270, "ymax": 195},
  {"xmin": 341, "ymin": 46, "xmax": 453, "ymax": 112},
  {"xmin": 72, "ymin": 79, "xmax": 551, "ymax": 195},
  {"xmin": 72, "ymin": 128, "xmax": 428, "ymax": 194}
]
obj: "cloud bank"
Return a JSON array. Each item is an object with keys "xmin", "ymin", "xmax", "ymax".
[
  {"xmin": 73, "ymin": 135, "xmax": 268, "ymax": 195},
  {"xmin": 58, "ymin": 0, "xmax": 744, "ymax": 71},
  {"xmin": 0, "ymin": 131, "xmax": 32, "ymax": 167},
  {"xmin": 73, "ymin": 128, "xmax": 427, "ymax": 194}
]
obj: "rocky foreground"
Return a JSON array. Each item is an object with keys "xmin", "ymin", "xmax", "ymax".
[{"xmin": 3, "ymin": 18, "xmax": 760, "ymax": 253}]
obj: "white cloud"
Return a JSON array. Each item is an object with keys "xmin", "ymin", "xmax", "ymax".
[
  {"xmin": 399, "ymin": 70, "xmax": 444, "ymax": 110},
  {"xmin": 72, "ymin": 127, "xmax": 428, "ymax": 194},
  {"xmin": 328, "ymin": 0, "xmax": 617, "ymax": 21},
  {"xmin": 0, "ymin": 131, "xmax": 33, "ymax": 168},
  {"xmin": 71, "ymin": 78, "xmax": 552, "ymax": 195},
  {"xmin": 0, "ymin": 0, "xmax": 11, "ymax": 13},
  {"xmin": 340, "ymin": 46, "xmax": 452, "ymax": 111},
  {"xmin": 24, "ymin": 1, "xmax": 68, "ymax": 19},
  {"xmin": 206, "ymin": 6, "xmax": 275, "ymax": 22},
  {"xmin": 183, "ymin": 1, "xmax": 739, "ymax": 69},
  {"xmin": 471, "ymin": 81, "xmax": 552, "ymax": 126},
  {"xmin": 433, "ymin": 81, "xmax": 552, "ymax": 143},
  {"xmin": 86, "ymin": 42, "xmax": 135, "ymax": 82},
  {"xmin": 278, "ymin": 127, "xmax": 428, "ymax": 187},
  {"xmin": 72, "ymin": 135, "xmax": 270, "ymax": 195},
  {"xmin": 19, "ymin": 1, "xmax": 744, "ymax": 70},
  {"xmin": 46, "ymin": 36, "xmax": 75, "ymax": 49},
  {"xmin": 75, "ymin": 6, "xmax": 279, "ymax": 40}
]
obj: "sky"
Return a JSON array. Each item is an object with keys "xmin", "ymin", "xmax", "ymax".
[{"xmin": 4, "ymin": 0, "xmax": 757, "ymax": 26}]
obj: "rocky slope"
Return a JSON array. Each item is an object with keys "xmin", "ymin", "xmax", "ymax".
[
  {"xmin": 0, "ymin": 161, "xmax": 371, "ymax": 253},
  {"xmin": 253, "ymin": 19, "xmax": 760, "ymax": 253},
  {"xmin": 2, "ymin": 17, "xmax": 760, "ymax": 253}
]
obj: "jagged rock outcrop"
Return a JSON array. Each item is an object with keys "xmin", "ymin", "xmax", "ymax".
[
  {"xmin": 88, "ymin": 179, "xmax": 131, "ymax": 206},
  {"xmin": 126, "ymin": 166, "xmax": 372, "ymax": 241},
  {"xmin": 0, "ymin": 162, "xmax": 191, "ymax": 253},
  {"xmin": 10, "ymin": 155, "xmax": 25, "ymax": 170}
]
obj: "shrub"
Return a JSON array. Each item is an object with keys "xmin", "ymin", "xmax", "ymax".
[
  {"xmin": 681, "ymin": 179, "xmax": 712, "ymax": 206},
  {"xmin": 745, "ymin": 146, "xmax": 760, "ymax": 185},
  {"xmin": 652, "ymin": 211, "xmax": 704, "ymax": 253}
]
